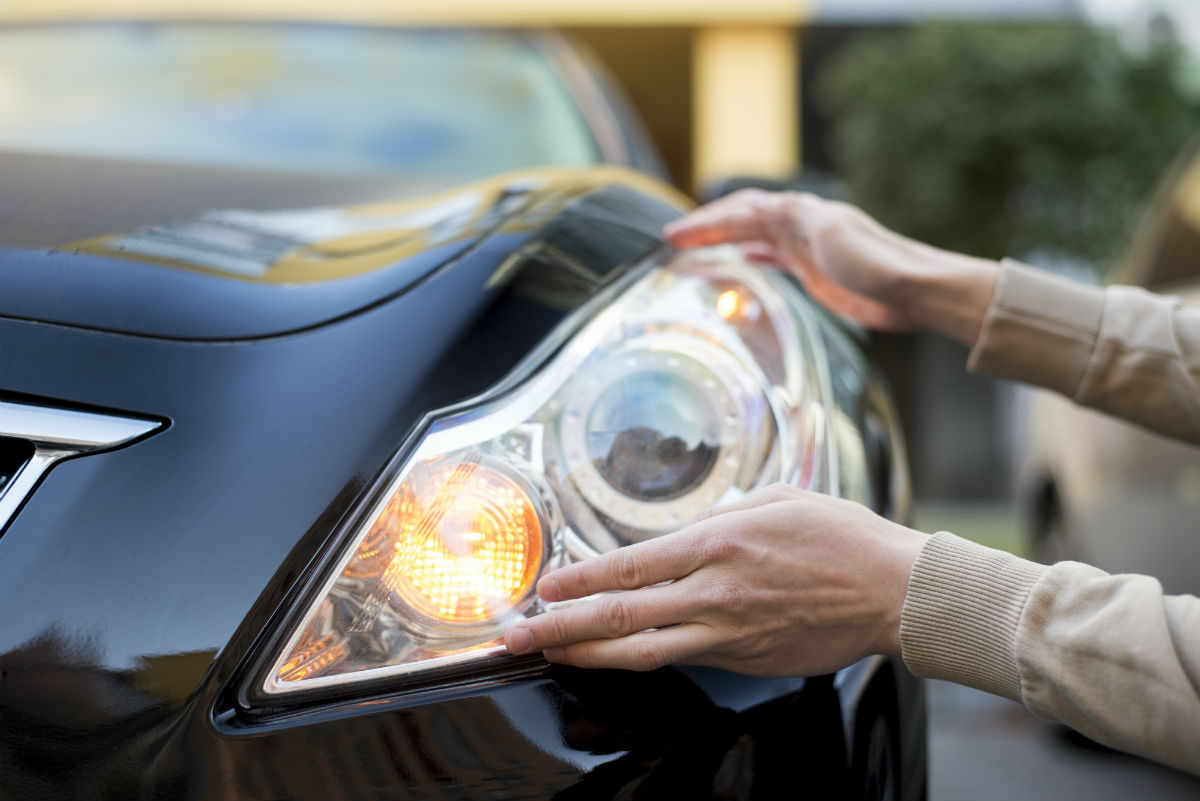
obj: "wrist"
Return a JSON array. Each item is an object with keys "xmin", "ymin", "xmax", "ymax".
[
  {"xmin": 901, "ymin": 252, "xmax": 999, "ymax": 347},
  {"xmin": 879, "ymin": 527, "xmax": 931, "ymax": 659}
]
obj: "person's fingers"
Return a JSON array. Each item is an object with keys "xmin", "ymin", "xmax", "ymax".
[
  {"xmin": 532, "ymin": 487, "xmax": 803, "ymax": 608},
  {"xmin": 664, "ymin": 209, "xmax": 763, "ymax": 248},
  {"xmin": 535, "ymin": 528, "xmax": 707, "ymax": 603},
  {"xmin": 506, "ymin": 581, "xmax": 695, "ymax": 655},
  {"xmin": 663, "ymin": 190, "xmax": 779, "ymax": 248},
  {"xmin": 543, "ymin": 622, "xmax": 722, "ymax": 672},
  {"xmin": 737, "ymin": 241, "xmax": 783, "ymax": 265}
]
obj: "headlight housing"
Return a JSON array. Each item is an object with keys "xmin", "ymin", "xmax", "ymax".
[{"xmin": 260, "ymin": 245, "xmax": 832, "ymax": 696}]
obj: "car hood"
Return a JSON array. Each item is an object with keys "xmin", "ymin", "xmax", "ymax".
[{"xmin": 0, "ymin": 165, "xmax": 688, "ymax": 341}]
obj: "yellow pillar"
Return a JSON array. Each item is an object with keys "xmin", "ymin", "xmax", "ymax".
[{"xmin": 692, "ymin": 25, "xmax": 799, "ymax": 190}]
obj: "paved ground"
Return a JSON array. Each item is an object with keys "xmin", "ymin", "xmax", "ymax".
[
  {"xmin": 928, "ymin": 680, "xmax": 1200, "ymax": 800},
  {"xmin": 913, "ymin": 503, "xmax": 1200, "ymax": 800}
]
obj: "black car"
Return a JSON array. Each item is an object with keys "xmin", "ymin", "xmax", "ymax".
[{"xmin": 0, "ymin": 21, "xmax": 926, "ymax": 800}]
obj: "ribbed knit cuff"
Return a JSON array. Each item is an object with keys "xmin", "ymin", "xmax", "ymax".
[
  {"xmin": 967, "ymin": 259, "xmax": 1105, "ymax": 399},
  {"xmin": 900, "ymin": 532, "xmax": 1048, "ymax": 702}
]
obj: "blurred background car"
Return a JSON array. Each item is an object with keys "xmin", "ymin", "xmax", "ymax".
[
  {"xmin": 1018, "ymin": 132, "xmax": 1200, "ymax": 595},
  {"xmin": 0, "ymin": 17, "xmax": 925, "ymax": 801}
]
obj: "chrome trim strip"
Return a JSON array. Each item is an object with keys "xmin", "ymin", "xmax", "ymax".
[{"xmin": 0, "ymin": 401, "xmax": 161, "ymax": 532}]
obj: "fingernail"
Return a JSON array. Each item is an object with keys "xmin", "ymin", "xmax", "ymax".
[
  {"xmin": 537, "ymin": 575, "xmax": 561, "ymax": 603},
  {"xmin": 544, "ymin": 647, "xmax": 564, "ymax": 662},
  {"xmin": 506, "ymin": 626, "xmax": 532, "ymax": 655}
]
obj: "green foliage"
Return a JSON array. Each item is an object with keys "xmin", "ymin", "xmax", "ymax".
[{"xmin": 817, "ymin": 22, "xmax": 1195, "ymax": 270}]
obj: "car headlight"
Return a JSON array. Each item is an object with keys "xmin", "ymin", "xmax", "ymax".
[{"xmin": 260, "ymin": 245, "xmax": 830, "ymax": 696}]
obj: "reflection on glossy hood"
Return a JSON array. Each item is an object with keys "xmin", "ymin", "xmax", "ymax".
[
  {"xmin": 66, "ymin": 166, "xmax": 685, "ymax": 283},
  {"xmin": 0, "ymin": 166, "xmax": 689, "ymax": 340},
  {"xmin": 75, "ymin": 177, "xmax": 537, "ymax": 281}
]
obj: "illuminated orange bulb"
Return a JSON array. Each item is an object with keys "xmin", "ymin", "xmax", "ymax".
[{"xmin": 392, "ymin": 459, "xmax": 544, "ymax": 625}]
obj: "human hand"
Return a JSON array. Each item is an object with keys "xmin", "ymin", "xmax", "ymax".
[
  {"xmin": 504, "ymin": 484, "xmax": 931, "ymax": 676},
  {"xmin": 664, "ymin": 190, "xmax": 998, "ymax": 347}
]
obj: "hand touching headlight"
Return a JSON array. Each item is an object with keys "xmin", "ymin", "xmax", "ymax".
[{"xmin": 504, "ymin": 483, "xmax": 929, "ymax": 676}]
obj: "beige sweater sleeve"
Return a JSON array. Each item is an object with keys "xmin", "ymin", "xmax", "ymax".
[
  {"xmin": 901, "ymin": 261, "xmax": 1200, "ymax": 774},
  {"xmin": 901, "ymin": 534, "xmax": 1200, "ymax": 774},
  {"xmin": 966, "ymin": 259, "xmax": 1200, "ymax": 442}
]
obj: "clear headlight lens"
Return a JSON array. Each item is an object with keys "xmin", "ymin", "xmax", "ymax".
[{"xmin": 262, "ymin": 245, "xmax": 829, "ymax": 695}]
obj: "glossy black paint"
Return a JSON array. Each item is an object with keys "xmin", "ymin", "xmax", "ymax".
[
  {"xmin": 0, "ymin": 172, "xmax": 923, "ymax": 799},
  {"xmin": 0, "ymin": 237, "xmax": 474, "ymax": 340}
]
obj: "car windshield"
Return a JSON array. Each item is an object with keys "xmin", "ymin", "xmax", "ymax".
[{"xmin": 0, "ymin": 23, "xmax": 600, "ymax": 181}]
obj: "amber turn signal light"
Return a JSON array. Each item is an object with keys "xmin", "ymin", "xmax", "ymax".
[{"xmin": 390, "ymin": 457, "xmax": 545, "ymax": 625}]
